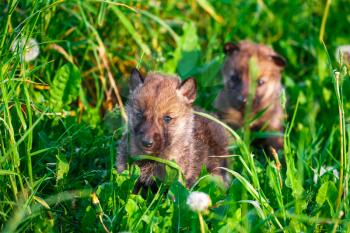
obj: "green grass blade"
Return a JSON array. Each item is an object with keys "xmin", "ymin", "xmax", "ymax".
[{"xmin": 111, "ymin": 7, "xmax": 151, "ymax": 55}]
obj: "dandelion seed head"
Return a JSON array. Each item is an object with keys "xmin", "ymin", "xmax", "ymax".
[
  {"xmin": 335, "ymin": 45, "xmax": 350, "ymax": 65},
  {"xmin": 11, "ymin": 38, "xmax": 39, "ymax": 62},
  {"xmin": 186, "ymin": 191, "xmax": 212, "ymax": 212}
]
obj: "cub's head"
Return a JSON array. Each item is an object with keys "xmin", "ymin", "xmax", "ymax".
[
  {"xmin": 127, "ymin": 69, "xmax": 196, "ymax": 156},
  {"xmin": 218, "ymin": 41, "xmax": 286, "ymax": 112}
]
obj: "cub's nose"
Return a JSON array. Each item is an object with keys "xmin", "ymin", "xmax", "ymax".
[
  {"xmin": 238, "ymin": 95, "xmax": 247, "ymax": 104},
  {"xmin": 141, "ymin": 138, "xmax": 153, "ymax": 148}
]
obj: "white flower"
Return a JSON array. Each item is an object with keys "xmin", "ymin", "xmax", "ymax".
[
  {"xmin": 335, "ymin": 45, "xmax": 350, "ymax": 65},
  {"xmin": 11, "ymin": 38, "xmax": 40, "ymax": 62},
  {"xmin": 186, "ymin": 191, "xmax": 212, "ymax": 212},
  {"xmin": 313, "ymin": 166, "xmax": 339, "ymax": 184}
]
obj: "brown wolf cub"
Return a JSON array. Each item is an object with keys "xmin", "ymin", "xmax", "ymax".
[
  {"xmin": 117, "ymin": 69, "xmax": 228, "ymax": 187},
  {"xmin": 215, "ymin": 41, "xmax": 286, "ymax": 150}
]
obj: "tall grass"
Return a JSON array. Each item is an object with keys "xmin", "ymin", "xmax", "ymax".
[{"xmin": 0, "ymin": 0, "xmax": 350, "ymax": 232}]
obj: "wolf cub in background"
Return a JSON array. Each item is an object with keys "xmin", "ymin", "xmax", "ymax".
[
  {"xmin": 117, "ymin": 69, "xmax": 228, "ymax": 187},
  {"xmin": 215, "ymin": 41, "xmax": 286, "ymax": 150}
]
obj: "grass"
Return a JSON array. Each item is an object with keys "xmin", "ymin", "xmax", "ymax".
[{"xmin": 1, "ymin": 0, "xmax": 350, "ymax": 232}]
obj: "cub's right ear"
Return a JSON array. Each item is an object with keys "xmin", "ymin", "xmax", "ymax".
[
  {"xmin": 271, "ymin": 54, "xmax": 286, "ymax": 68},
  {"xmin": 177, "ymin": 77, "xmax": 197, "ymax": 104},
  {"xmin": 223, "ymin": 41, "xmax": 239, "ymax": 55},
  {"xmin": 129, "ymin": 68, "xmax": 144, "ymax": 91}
]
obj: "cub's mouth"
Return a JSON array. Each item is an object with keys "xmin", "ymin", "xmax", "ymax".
[
  {"xmin": 141, "ymin": 148, "xmax": 159, "ymax": 155},
  {"xmin": 134, "ymin": 133, "xmax": 165, "ymax": 156},
  {"xmin": 135, "ymin": 141, "xmax": 162, "ymax": 156}
]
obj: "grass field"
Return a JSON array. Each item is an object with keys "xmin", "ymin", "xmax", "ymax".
[{"xmin": 1, "ymin": 0, "xmax": 350, "ymax": 232}]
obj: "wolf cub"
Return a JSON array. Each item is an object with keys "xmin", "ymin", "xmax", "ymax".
[
  {"xmin": 117, "ymin": 69, "xmax": 228, "ymax": 187},
  {"xmin": 215, "ymin": 41, "xmax": 286, "ymax": 150}
]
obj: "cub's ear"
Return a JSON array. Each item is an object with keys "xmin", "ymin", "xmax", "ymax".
[
  {"xmin": 223, "ymin": 41, "xmax": 239, "ymax": 55},
  {"xmin": 129, "ymin": 68, "xmax": 144, "ymax": 91},
  {"xmin": 177, "ymin": 77, "xmax": 197, "ymax": 104},
  {"xmin": 271, "ymin": 54, "xmax": 286, "ymax": 68}
]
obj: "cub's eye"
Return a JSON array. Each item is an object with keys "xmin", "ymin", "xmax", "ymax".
[
  {"xmin": 135, "ymin": 112, "xmax": 143, "ymax": 120},
  {"xmin": 257, "ymin": 79, "xmax": 265, "ymax": 86},
  {"xmin": 163, "ymin": 115, "xmax": 172, "ymax": 124}
]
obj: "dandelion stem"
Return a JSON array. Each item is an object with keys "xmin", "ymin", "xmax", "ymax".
[
  {"xmin": 334, "ymin": 71, "xmax": 345, "ymax": 211},
  {"xmin": 319, "ymin": 0, "xmax": 331, "ymax": 42},
  {"xmin": 198, "ymin": 212, "xmax": 206, "ymax": 233},
  {"xmin": 331, "ymin": 211, "xmax": 344, "ymax": 233}
]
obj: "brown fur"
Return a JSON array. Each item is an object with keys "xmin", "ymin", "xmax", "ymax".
[
  {"xmin": 215, "ymin": 40, "xmax": 286, "ymax": 150},
  {"xmin": 117, "ymin": 69, "xmax": 228, "ymax": 187}
]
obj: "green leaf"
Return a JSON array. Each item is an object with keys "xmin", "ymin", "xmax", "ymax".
[
  {"xmin": 195, "ymin": 56, "xmax": 223, "ymax": 88},
  {"xmin": 285, "ymin": 158, "xmax": 304, "ymax": 198},
  {"xmin": 125, "ymin": 194, "xmax": 146, "ymax": 231},
  {"xmin": 165, "ymin": 164, "xmax": 180, "ymax": 185},
  {"xmin": 56, "ymin": 153, "xmax": 69, "ymax": 183},
  {"xmin": 164, "ymin": 22, "xmax": 200, "ymax": 77},
  {"xmin": 180, "ymin": 22, "xmax": 200, "ymax": 52},
  {"xmin": 316, "ymin": 181, "xmax": 337, "ymax": 211},
  {"xmin": 49, "ymin": 63, "xmax": 81, "ymax": 112},
  {"xmin": 0, "ymin": 170, "xmax": 18, "ymax": 176},
  {"xmin": 327, "ymin": 182, "xmax": 338, "ymax": 215},
  {"xmin": 316, "ymin": 181, "xmax": 328, "ymax": 206},
  {"xmin": 169, "ymin": 181, "xmax": 190, "ymax": 232},
  {"xmin": 125, "ymin": 198, "xmax": 138, "ymax": 217}
]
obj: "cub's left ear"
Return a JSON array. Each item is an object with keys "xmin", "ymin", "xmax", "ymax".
[
  {"xmin": 271, "ymin": 54, "xmax": 286, "ymax": 68},
  {"xmin": 129, "ymin": 68, "xmax": 144, "ymax": 91},
  {"xmin": 223, "ymin": 41, "xmax": 239, "ymax": 55},
  {"xmin": 177, "ymin": 78, "xmax": 197, "ymax": 104}
]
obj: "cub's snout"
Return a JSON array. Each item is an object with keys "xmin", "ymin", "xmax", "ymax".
[{"xmin": 134, "ymin": 117, "xmax": 165, "ymax": 155}]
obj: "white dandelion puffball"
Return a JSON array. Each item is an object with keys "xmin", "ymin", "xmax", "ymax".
[
  {"xmin": 11, "ymin": 38, "xmax": 40, "ymax": 62},
  {"xmin": 186, "ymin": 191, "xmax": 212, "ymax": 212},
  {"xmin": 335, "ymin": 45, "xmax": 350, "ymax": 65}
]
